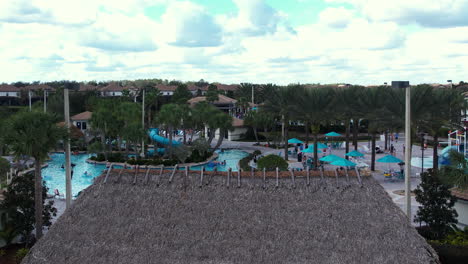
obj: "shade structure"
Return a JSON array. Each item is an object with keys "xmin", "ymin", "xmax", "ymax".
[
  {"xmin": 330, "ymin": 158, "xmax": 356, "ymax": 167},
  {"xmin": 288, "ymin": 138, "xmax": 304, "ymax": 144},
  {"xmin": 346, "ymin": 150, "xmax": 364, "ymax": 157},
  {"xmin": 325, "ymin": 131, "xmax": 342, "ymax": 137},
  {"xmin": 309, "ymin": 143, "xmax": 328, "ymax": 149},
  {"xmin": 301, "ymin": 147, "xmax": 322, "ymax": 154},
  {"xmin": 319, "ymin": 154, "xmax": 341, "ymax": 162},
  {"xmin": 377, "ymin": 155, "xmax": 403, "ymax": 163}
]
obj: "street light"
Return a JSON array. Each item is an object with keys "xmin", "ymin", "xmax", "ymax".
[{"xmin": 392, "ymin": 81, "xmax": 411, "ymax": 220}]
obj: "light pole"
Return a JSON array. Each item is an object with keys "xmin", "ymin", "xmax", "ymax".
[
  {"xmin": 28, "ymin": 89, "xmax": 32, "ymax": 111},
  {"xmin": 141, "ymin": 88, "xmax": 145, "ymax": 158},
  {"xmin": 447, "ymin": 80, "xmax": 453, "ymax": 89},
  {"xmin": 43, "ymin": 89, "xmax": 47, "ymax": 113},
  {"xmin": 420, "ymin": 132, "xmax": 425, "ymax": 175},
  {"xmin": 392, "ymin": 81, "xmax": 411, "ymax": 220},
  {"xmin": 64, "ymin": 87, "xmax": 72, "ymax": 209}
]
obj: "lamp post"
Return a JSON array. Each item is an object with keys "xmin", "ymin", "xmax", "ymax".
[
  {"xmin": 420, "ymin": 132, "xmax": 425, "ymax": 175},
  {"xmin": 392, "ymin": 81, "xmax": 411, "ymax": 220}
]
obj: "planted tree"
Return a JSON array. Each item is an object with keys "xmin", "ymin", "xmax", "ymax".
[
  {"xmin": 0, "ymin": 172, "xmax": 57, "ymax": 245},
  {"xmin": 206, "ymin": 84, "xmax": 219, "ymax": 103},
  {"xmin": 156, "ymin": 104, "xmax": 182, "ymax": 157},
  {"xmin": 257, "ymin": 154, "xmax": 288, "ymax": 171},
  {"xmin": 414, "ymin": 169, "xmax": 458, "ymax": 240},
  {"xmin": 172, "ymin": 84, "xmax": 192, "ymax": 104},
  {"xmin": 6, "ymin": 111, "xmax": 66, "ymax": 239}
]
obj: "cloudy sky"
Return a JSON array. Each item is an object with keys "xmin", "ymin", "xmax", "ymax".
[{"xmin": 1, "ymin": 0, "xmax": 467, "ymax": 85}]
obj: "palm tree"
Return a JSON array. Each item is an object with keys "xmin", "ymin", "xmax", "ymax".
[
  {"xmin": 156, "ymin": 104, "xmax": 183, "ymax": 157},
  {"xmin": 213, "ymin": 112, "xmax": 233, "ymax": 150},
  {"xmin": 117, "ymin": 102, "xmax": 143, "ymax": 156},
  {"xmin": 145, "ymin": 86, "xmax": 161, "ymax": 128},
  {"xmin": 6, "ymin": 111, "xmax": 67, "ymax": 239},
  {"xmin": 297, "ymin": 86, "xmax": 334, "ymax": 168},
  {"xmin": 263, "ymin": 85, "xmax": 298, "ymax": 161},
  {"xmin": 358, "ymin": 87, "xmax": 389, "ymax": 171}
]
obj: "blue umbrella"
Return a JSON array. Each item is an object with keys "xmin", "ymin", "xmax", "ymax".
[
  {"xmin": 377, "ymin": 155, "xmax": 402, "ymax": 163},
  {"xmin": 301, "ymin": 148, "xmax": 322, "ymax": 154},
  {"xmin": 346, "ymin": 150, "xmax": 364, "ymax": 157},
  {"xmin": 325, "ymin": 131, "xmax": 342, "ymax": 137},
  {"xmin": 288, "ymin": 138, "xmax": 304, "ymax": 144},
  {"xmin": 319, "ymin": 154, "xmax": 341, "ymax": 162},
  {"xmin": 309, "ymin": 143, "xmax": 328, "ymax": 149},
  {"xmin": 330, "ymin": 158, "xmax": 356, "ymax": 167}
]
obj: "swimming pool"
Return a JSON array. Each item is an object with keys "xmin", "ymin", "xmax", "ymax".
[
  {"xmin": 42, "ymin": 153, "xmax": 109, "ymax": 197},
  {"xmin": 42, "ymin": 150, "xmax": 249, "ymax": 196}
]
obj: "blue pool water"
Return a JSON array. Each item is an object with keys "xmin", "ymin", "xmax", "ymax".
[{"xmin": 42, "ymin": 150, "xmax": 249, "ymax": 196}]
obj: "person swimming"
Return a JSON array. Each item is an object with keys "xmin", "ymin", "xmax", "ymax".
[{"xmin": 84, "ymin": 171, "xmax": 88, "ymax": 176}]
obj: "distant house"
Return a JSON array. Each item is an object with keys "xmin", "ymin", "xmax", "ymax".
[
  {"xmin": 100, "ymin": 83, "xmax": 134, "ymax": 97},
  {"xmin": 71, "ymin": 111, "xmax": 92, "ymax": 133},
  {"xmin": 156, "ymin": 84, "xmax": 177, "ymax": 96},
  {"xmin": 21, "ymin": 174, "xmax": 439, "ymax": 264},
  {"xmin": 188, "ymin": 94, "xmax": 238, "ymax": 114},
  {"xmin": 78, "ymin": 84, "xmax": 99, "ymax": 92},
  {"xmin": 0, "ymin": 84, "xmax": 20, "ymax": 97}
]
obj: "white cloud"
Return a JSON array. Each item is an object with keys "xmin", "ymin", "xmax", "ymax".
[
  {"xmin": 319, "ymin": 7, "xmax": 354, "ymax": 28},
  {"xmin": 326, "ymin": 0, "xmax": 468, "ymax": 28},
  {"xmin": 160, "ymin": 1, "xmax": 223, "ymax": 47}
]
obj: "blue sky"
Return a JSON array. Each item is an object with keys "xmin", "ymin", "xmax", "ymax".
[{"xmin": 1, "ymin": 0, "xmax": 468, "ymax": 85}]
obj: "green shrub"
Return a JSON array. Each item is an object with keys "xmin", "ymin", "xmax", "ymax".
[
  {"xmin": 239, "ymin": 154, "xmax": 254, "ymax": 171},
  {"xmin": 15, "ymin": 248, "xmax": 29, "ymax": 263},
  {"xmin": 253, "ymin": 150, "xmax": 262, "ymax": 156},
  {"xmin": 431, "ymin": 227, "xmax": 468, "ymax": 246},
  {"xmin": 257, "ymin": 154, "xmax": 288, "ymax": 171}
]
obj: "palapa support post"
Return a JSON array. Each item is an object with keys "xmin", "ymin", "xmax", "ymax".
[
  {"xmin": 144, "ymin": 167, "xmax": 151, "ymax": 184},
  {"xmin": 306, "ymin": 166, "xmax": 310, "ymax": 186},
  {"xmin": 103, "ymin": 164, "xmax": 113, "ymax": 183},
  {"xmin": 290, "ymin": 169, "xmax": 296, "ymax": 189},
  {"xmin": 157, "ymin": 165, "xmax": 164, "ymax": 186},
  {"xmin": 262, "ymin": 168, "xmax": 266, "ymax": 189},
  {"xmin": 275, "ymin": 167, "xmax": 279, "ymax": 188},
  {"xmin": 169, "ymin": 164, "xmax": 178, "ymax": 183},
  {"xmin": 115, "ymin": 165, "xmax": 124, "ymax": 183},
  {"xmin": 334, "ymin": 169, "xmax": 339, "ymax": 188},
  {"xmin": 345, "ymin": 167, "xmax": 349, "ymax": 183},
  {"xmin": 320, "ymin": 166, "xmax": 324, "ymax": 182},
  {"xmin": 251, "ymin": 167, "xmax": 254, "ymax": 178},
  {"xmin": 227, "ymin": 168, "xmax": 231, "ymax": 187},
  {"xmin": 185, "ymin": 166, "xmax": 189, "ymax": 178},
  {"xmin": 355, "ymin": 167, "xmax": 362, "ymax": 186},
  {"xmin": 133, "ymin": 165, "xmax": 139, "ymax": 185},
  {"xmin": 199, "ymin": 166, "xmax": 204, "ymax": 188},
  {"xmin": 237, "ymin": 168, "xmax": 241, "ymax": 188},
  {"xmin": 207, "ymin": 166, "xmax": 217, "ymax": 185}
]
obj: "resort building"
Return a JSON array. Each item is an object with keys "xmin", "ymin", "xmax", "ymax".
[
  {"xmin": 155, "ymin": 84, "xmax": 177, "ymax": 96},
  {"xmin": 70, "ymin": 111, "xmax": 92, "ymax": 139},
  {"xmin": 100, "ymin": 83, "xmax": 134, "ymax": 97},
  {"xmin": 188, "ymin": 94, "xmax": 238, "ymax": 114},
  {"xmin": 452, "ymin": 188, "xmax": 468, "ymax": 227},
  {"xmin": 22, "ymin": 173, "xmax": 439, "ymax": 263},
  {"xmin": 0, "ymin": 84, "xmax": 20, "ymax": 97}
]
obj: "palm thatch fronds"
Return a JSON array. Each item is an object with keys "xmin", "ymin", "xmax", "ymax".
[{"xmin": 22, "ymin": 172, "xmax": 439, "ymax": 264}]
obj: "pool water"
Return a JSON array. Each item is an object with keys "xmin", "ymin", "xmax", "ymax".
[
  {"xmin": 42, "ymin": 150, "xmax": 249, "ymax": 196},
  {"xmin": 191, "ymin": 149, "xmax": 249, "ymax": 172},
  {"xmin": 42, "ymin": 153, "xmax": 107, "ymax": 197}
]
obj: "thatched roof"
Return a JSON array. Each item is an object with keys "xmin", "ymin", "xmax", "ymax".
[{"xmin": 22, "ymin": 172, "xmax": 439, "ymax": 264}]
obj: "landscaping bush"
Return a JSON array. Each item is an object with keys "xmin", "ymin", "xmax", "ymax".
[
  {"xmin": 15, "ymin": 248, "xmax": 28, "ymax": 263},
  {"xmin": 239, "ymin": 154, "xmax": 254, "ymax": 171},
  {"xmin": 257, "ymin": 154, "xmax": 288, "ymax": 171},
  {"xmin": 107, "ymin": 152, "xmax": 124, "ymax": 163},
  {"xmin": 126, "ymin": 158, "xmax": 178, "ymax": 166},
  {"xmin": 185, "ymin": 149, "xmax": 213, "ymax": 163},
  {"xmin": 253, "ymin": 150, "xmax": 262, "ymax": 156}
]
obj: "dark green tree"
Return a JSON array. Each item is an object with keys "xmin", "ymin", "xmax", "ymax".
[
  {"xmin": 6, "ymin": 111, "xmax": 66, "ymax": 239},
  {"xmin": 0, "ymin": 172, "xmax": 57, "ymax": 244},
  {"xmin": 414, "ymin": 169, "xmax": 458, "ymax": 240},
  {"xmin": 172, "ymin": 84, "xmax": 192, "ymax": 104},
  {"xmin": 257, "ymin": 154, "xmax": 288, "ymax": 171},
  {"xmin": 206, "ymin": 84, "xmax": 219, "ymax": 103},
  {"xmin": 0, "ymin": 157, "xmax": 10, "ymax": 185}
]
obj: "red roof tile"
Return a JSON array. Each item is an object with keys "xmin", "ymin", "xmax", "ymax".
[
  {"xmin": 0, "ymin": 84, "xmax": 20, "ymax": 92},
  {"xmin": 71, "ymin": 111, "xmax": 92, "ymax": 121}
]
